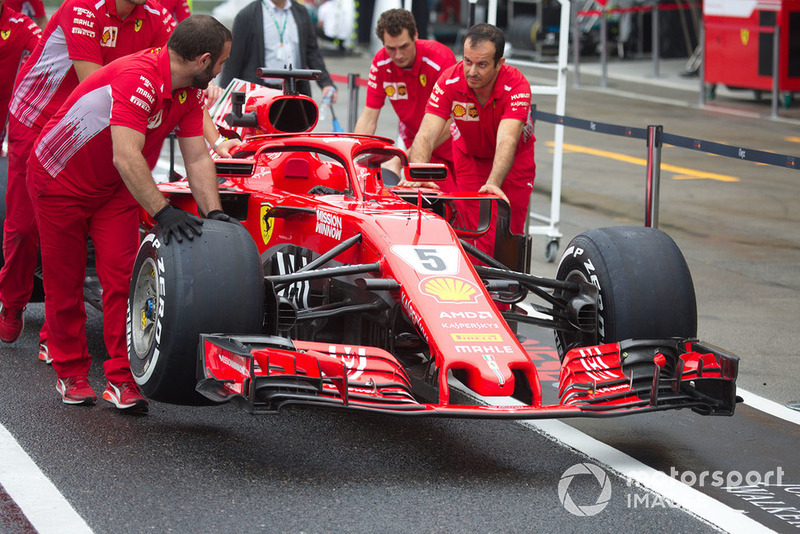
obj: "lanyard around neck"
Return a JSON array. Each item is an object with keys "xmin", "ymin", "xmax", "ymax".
[{"xmin": 263, "ymin": 0, "xmax": 289, "ymax": 44}]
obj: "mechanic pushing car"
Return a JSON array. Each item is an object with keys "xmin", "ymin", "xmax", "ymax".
[
  {"xmin": 0, "ymin": 0, "xmax": 175, "ymax": 359},
  {"xmin": 407, "ymin": 23, "xmax": 535, "ymax": 258},
  {"xmin": 354, "ymin": 8, "xmax": 457, "ymax": 190},
  {"xmin": 28, "ymin": 15, "xmax": 234, "ymax": 412}
]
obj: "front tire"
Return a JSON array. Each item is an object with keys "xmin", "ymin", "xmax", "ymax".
[
  {"xmin": 554, "ymin": 226, "xmax": 697, "ymax": 358},
  {"xmin": 127, "ymin": 219, "xmax": 264, "ymax": 405}
]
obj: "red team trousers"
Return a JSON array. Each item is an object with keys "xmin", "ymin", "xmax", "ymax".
[{"xmin": 28, "ymin": 166, "xmax": 139, "ymax": 383}]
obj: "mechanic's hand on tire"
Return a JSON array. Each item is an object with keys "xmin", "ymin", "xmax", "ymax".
[
  {"xmin": 154, "ymin": 205, "xmax": 203, "ymax": 244},
  {"xmin": 205, "ymin": 209, "xmax": 233, "ymax": 223}
]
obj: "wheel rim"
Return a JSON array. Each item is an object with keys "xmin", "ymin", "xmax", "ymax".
[{"xmin": 131, "ymin": 257, "xmax": 160, "ymax": 363}]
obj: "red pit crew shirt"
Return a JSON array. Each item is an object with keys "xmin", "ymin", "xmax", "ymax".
[
  {"xmin": 158, "ymin": 0, "xmax": 191, "ymax": 22},
  {"xmin": 10, "ymin": 0, "xmax": 174, "ymax": 131},
  {"xmin": 5, "ymin": 0, "xmax": 45, "ymax": 20},
  {"xmin": 424, "ymin": 62, "xmax": 535, "ymax": 168},
  {"xmin": 32, "ymin": 47, "xmax": 204, "ymax": 198},
  {"xmin": 0, "ymin": 6, "xmax": 40, "ymax": 130},
  {"xmin": 365, "ymin": 39, "xmax": 455, "ymax": 160}
]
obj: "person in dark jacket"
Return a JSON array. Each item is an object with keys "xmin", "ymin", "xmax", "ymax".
[{"xmin": 219, "ymin": 0, "xmax": 336, "ymax": 101}]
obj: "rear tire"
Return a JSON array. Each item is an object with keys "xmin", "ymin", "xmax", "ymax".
[
  {"xmin": 554, "ymin": 226, "xmax": 697, "ymax": 358},
  {"xmin": 127, "ymin": 219, "xmax": 264, "ymax": 405}
]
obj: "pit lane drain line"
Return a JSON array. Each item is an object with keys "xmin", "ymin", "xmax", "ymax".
[
  {"xmin": 0, "ymin": 422, "xmax": 93, "ymax": 534},
  {"xmin": 449, "ymin": 381, "xmax": 775, "ymax": 534}
]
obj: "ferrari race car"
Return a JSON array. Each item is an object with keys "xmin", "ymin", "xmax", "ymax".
[{"xmin": 126, "ymin": 70, "xmax": 740, "ymax": 418}]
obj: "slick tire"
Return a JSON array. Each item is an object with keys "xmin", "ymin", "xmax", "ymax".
[
  {"xmin": 127, "ymin": 219, "xmax": 264, "ymax": 405},
  {"xmin": 554, "ymin": 226, "xmax": 697, "ymax": 358}
]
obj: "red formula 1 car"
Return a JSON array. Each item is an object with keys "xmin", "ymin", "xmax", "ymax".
[{"xmin": 126, "ymin": 70, "xmax": 739, "ymax": 418}]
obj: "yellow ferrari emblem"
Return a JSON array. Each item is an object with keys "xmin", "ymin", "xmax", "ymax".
[{"xmin": 260, "ymin": 204, "xmax": 274, "ymax": 245}]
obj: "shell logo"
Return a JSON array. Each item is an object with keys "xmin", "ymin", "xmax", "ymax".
[
  {"xmin": 178, "ymin": 90, "xmax": 187, "ymax": 104},
  {"xmin": 453, "ymin": 104, "xmax": 466, "ymax": 117},
  {"xmin": 385, "ymin": 85, "xmax": 396, "ymax": 97},
  {"xmin": 420, "ymin": 276, "xmax": 480, "ymax": 303}
]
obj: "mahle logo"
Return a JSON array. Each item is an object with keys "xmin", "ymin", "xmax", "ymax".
[{"xmin": 558, "ymin": 463, "xmax": 612, "ymax": 516}]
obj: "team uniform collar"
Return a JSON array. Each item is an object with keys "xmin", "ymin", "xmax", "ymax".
[
  {"xmin": 105, "ymin": 0, "xmax": 145, "ymax": 21},
  {"xmin": 156, "ymin": 47, "xmax": 174, "ymax": 100}
]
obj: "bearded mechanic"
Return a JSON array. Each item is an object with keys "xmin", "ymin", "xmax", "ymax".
[
  {"xmin": 0, "ymin": 0, "xmax": 175, "ymax": 356},
  {"xmin": 407, "ymin": 23, "xmax": 535, "ymax": 257},
  {"xmin": 353, "ymin": 8, "xmax": 456, "ymax": 189},
  {"xmin": 28, "ymin": 15, "xmax": 234, "ymax": 411}
]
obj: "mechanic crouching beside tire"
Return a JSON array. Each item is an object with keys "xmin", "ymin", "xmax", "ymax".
[{"xmin": 27, "ymin": 15, "xmax": 235, "ymax": 413}]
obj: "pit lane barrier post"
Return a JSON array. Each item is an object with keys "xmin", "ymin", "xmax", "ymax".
[
  {"xmin": 532, "ymin": 109, "xmax": 800, "ymax": 229},
  {"xmin": 571, "ymin": 1, "xmax": 701, "ymax": 88}
]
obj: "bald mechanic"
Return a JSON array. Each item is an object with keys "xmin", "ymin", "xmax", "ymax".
[
  {"xmin": 29, "ymin": 15, "xmax": 234, "ymax": 411},
  {"xmin": 354, "ymin": 8, "xmax": 456, "ymax": 188},
  {"xmin": 407, "ymin": 23, "xmax": 535, "ymax": 257},
  {"xmin": 0, "ymin": 0, "xmax": 175, "ymax": 357}
]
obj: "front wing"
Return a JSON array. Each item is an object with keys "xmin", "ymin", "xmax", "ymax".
[{"xmin": 196, "ymin": 335, "xmax": 739, "ymax": 418}]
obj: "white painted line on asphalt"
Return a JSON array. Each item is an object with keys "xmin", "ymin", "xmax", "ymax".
[
  {"xmin": 525, "ymin": 418, "xmax": 777, "ymax": 534},
  {"xmin": 738, "ymin": 388, "xmax": 800, "ymax": 427},
  {"xmin": 0, "ymin": 423, "xmax": 93, "ymax": 534},
  {"xmin": 451, "ymin": 382, "xmax": 776, "ymax": 534}
]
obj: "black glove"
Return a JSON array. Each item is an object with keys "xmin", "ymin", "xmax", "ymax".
[
  {"xmin": 154, "ymin": 205, "xmax": 203, "ymax": 244},
  {"xmin": 205, "ymin": 209, "xmax": 232, "ymax": 223}
]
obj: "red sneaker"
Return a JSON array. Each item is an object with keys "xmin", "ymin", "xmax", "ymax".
[
  {"xmin": 38, "ymin": 342, "xmax": 52, "ymax": 364},
  {"xmin": 0, "ymin": 303, "xmax": 24, "ymax": 343},
  {"xmin": 102, "ymin": 382, "xmax": 149, "ymax": 413},
  {"xmin": 56, "ymin": 377, "xmax": 97, "ymax": 405}
]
